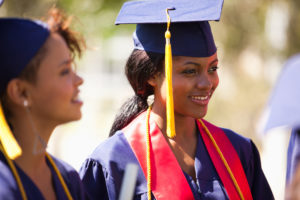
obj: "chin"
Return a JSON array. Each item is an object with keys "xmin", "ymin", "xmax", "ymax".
[
  {"xmin": 61, "ymin": 112, "xmax": 82, "ymax": 124},
  {"xmin": 193, "ymin": 109, "xmax": 208, "ymax": 119},
  {"xmin": 72, "ymin": 112, "xmax": 82, "ymax": 121},
  {"xmin": 195, "ymin": 113, "xmax": 206, "ymax": 119}
]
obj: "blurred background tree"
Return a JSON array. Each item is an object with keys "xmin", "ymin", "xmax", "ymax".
[{"xmin": 1, "ymin": 0, "xmax": 300, "ymax": 198}]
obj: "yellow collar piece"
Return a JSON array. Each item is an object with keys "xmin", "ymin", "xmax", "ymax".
[
  {"xmin": 0, "ymin": 142, "xmax": 27, "ymax": 199},
  {"xmin": 0, "ymin": 144, "xmax": 73, "ymax": 200},
  {"xmin": 165, "ymin": 8, "xmax": 176, "ymax": 139},
  {"xmin": 0, "ymin": 102, "xmax": 22, "ymax": 159},
  {"xmin": 0, "ymin": 101, "xmax": 72, "ymax": 199}
]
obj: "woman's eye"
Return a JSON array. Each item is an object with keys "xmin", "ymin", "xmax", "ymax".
[
  {"xmin": 60, "ymin": 68, "xmax": 71, "ymax": 75},
  {"xmin": 208, "ymin": 66, "xmax": 219, "ymax": 73},
  {"xmin": 182, "ymin": 69, "xmax": 196, "ymax": 75}
]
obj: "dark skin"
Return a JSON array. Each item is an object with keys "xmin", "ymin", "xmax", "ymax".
[{"xmin": 148, "ymin": 53, "xmax": 219, "ymax": 180}]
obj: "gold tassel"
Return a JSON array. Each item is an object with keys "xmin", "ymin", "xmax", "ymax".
[
  {"xmin": 0, "ymin": 102, "xmax": 22, "ymax": 159},
  {"xmin": 165, "ymin": 9, "xmax": 176, "ymax": 138}
]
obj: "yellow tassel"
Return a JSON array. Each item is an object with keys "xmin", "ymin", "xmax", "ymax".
[
  {"xmin": 146, "ymin": 105, "xmax": 152, "ymax": 200},
  {"xmin": 0, "ymin": 102, "xmax": 22, "ymax": 159},
  {"xmin": 165, "ymin": 9, "xmax": 176, "ymax": 138}
]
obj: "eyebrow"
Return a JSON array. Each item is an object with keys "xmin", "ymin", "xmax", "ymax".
[
  {"xmin": 209, "ymin": 59, "xmax": 219, "ymax": 66},
  {"xmin": 58, "ymin": 58, "xmax": 73, "ymax": 67},
  {"xmin": 183, "ymin": 58, "xmax": 219, "ymax": 67},
  {"xmin": 183, "ymin": 61, "xmax": 201, "ymax": 67}
]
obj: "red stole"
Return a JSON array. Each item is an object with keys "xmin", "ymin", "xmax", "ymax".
[
  {"xmin": 123, "ymin": 111, "xmax": 252, "ymax": 200},
  {"xmin": 198, "ymin": 119, "xmax": 253, "ymax": 200}
]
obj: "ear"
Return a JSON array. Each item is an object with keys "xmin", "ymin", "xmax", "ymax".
[
  {"xmin": 6, "ymin": 79, "xmax": 31, "ymax": 107},
  {"xmin": 147, "ymin": 72, "xmax": 161, "ymax": 87}
]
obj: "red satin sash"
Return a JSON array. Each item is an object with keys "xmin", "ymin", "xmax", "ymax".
[
  {"xmin": 123, "ymin": 112, "xmax": 194, "ymax": 200},
  {"xmin": 197, "ymin": 119, "xmax": 253, "ymax": 200},
  {"xmin": 123, "ymin": 111, "xmax": 252, "ymax": 200}
]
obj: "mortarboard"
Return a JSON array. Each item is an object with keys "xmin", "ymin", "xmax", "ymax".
[
  {"xmin": 263, "ymin": 54, "xmax": 300, "ymax": 133},
  {"xmin": 115, "ymin": 0, "xmax": 224, "ymax": 57},
  {"xmin": 0, "ymin": 18, "xmax": 49, "ymax": 159},
  {"xmin": 116, "ymin": 0, "xmax": 224, "ymax": 138}
]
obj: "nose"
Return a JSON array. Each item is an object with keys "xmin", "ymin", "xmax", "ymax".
[
  {"xmin": 74, "ymin": 73, "xmax": 84, "ymax": 86},
  {"xmin": 196, "ymin": 73, "xmax": 212, "ymax": 90}
]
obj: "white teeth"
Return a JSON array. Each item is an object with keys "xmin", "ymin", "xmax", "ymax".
[{"xmin": 192, "ymin": 96, "xmax": 208, "ymax": 100}]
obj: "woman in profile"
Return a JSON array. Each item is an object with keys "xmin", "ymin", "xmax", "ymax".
[{"xmin": 0, "ymin": 7, "xmax": 88, "ymax": 199}]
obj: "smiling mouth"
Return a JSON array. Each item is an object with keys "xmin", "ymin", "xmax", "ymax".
[
  {"xmin": 191, "ymin": 95, "xmax": 209, "ymax": 100},
  {"xmin": 190, "ymin": 93, "xmax": 211, "ymax": 105},
  {"xmin": 72, "ymin": 93, "xmax": 83, "ymax": 104}
]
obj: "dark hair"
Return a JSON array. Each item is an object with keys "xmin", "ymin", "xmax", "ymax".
[
  {"xmin": 19, "ymin": 7, "xmax": 85, "ymax": 83},
  {"xmin": 0, "ymin": 7, "xmax": 85, "ymax": 121},
  {"xmin": 109, "ymin": 49, "xmax": 164, "ymax": 136}
]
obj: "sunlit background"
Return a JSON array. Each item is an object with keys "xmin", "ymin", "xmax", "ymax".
[{"xmin": 2, "ymin": 0, "xmax": 300, "ymax": 199}]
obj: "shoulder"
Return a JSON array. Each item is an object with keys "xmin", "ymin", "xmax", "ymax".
[
  {"xmin": 221, "ymin": 128, "xmax": 253, "ymax": 153},
  {"xmin": 80, "ymin": 131, "xmax": 138, "ymax": 178},
  {"xmin": 49, "ymin": 155, "xmax": 88, "ymax": 200},
  {"xmin": 79, "ymin": 131, "xmax": 140, "ymax": 200},
  {"xmin": 50, "ymin": 155, "xmax": 79, "ymax": 176},
  {"xmin": 79, "ymin": 129, "xmax": 144, "ymax": 178},
  {"xmin": 216, "ymin": 127, "xmax": 258, "ymax": 170},
  {"xmin": 87, "ymin": 131, "xmax": 135, "ymax": 165},
  {"xmin": 50, "ymin": 155, "xmax": 84, "ymax": 188},
  {"xmin": 0, "ymin": 158, "xmax": 21, "ymax": 199}
]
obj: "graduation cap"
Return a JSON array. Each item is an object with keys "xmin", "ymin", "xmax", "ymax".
[
  {"xmin": 263, "ymin": 54, "xmax": 300, "ymax": 133},
  {"xmin": 0, "ymin": 18, "xmax": 49, "ymax": 159},
  {"xmin": 116, "ymin": 0, "xmax": 224, "ymax": 138}
]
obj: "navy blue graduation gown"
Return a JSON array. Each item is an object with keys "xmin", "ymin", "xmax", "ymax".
[
  {"xmin": 286, "ymin": 128, "xmax": 300, "ymax": 184},
  {"xmin": 80, "ymin": 125, "xmax": 274, "ymax": 200},
  {"xmin": 0, "ymin": 152, "xmax": 89, "ymax": 200}
]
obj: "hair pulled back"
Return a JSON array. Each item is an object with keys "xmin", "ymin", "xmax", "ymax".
[{"xmin": 109, "ymin": 49, "xmax": 164, "ymax": 136}]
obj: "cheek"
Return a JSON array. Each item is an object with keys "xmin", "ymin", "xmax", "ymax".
[
  {"xmin": 212, "ymin": 75, "xmax": 219, "ymax": 89},
  {"xmin": 156, "ymin": 78, "xmax": 166, "ymax": 99},
  {"xmin": 39, "ymin": 83, "xmax": 73, "ymax": 104}
]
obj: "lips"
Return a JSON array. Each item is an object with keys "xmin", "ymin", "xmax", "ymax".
[
  {"xmin": 190, "ymin": 93, "xmax": 211, "ymax": 105},
  {"xmin": 71, "ymin": 91, "xmax": 83, "ymax": 105},
  {"xmin": 191, "ymin": 95, "xmax": 209, "ymax": 100}
]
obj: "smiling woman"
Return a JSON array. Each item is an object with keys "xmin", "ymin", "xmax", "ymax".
[
  {"xmin": 163, "ymin": 54, "xmax": 219, "ymax": 120},
  {"xmin": 79, "ymin": 0, "xmax": 274, "ymax": 200},
  {"xmin": 27, "ymin": 33, "xmax": 83, "ymax": 125},
  {"xmin": 0, "ymin": 7, "xmax": 88, "ymax": 200}
]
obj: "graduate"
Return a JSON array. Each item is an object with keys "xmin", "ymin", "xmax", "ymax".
[
  {"xmin": 80, "ymin": 0, "xmax": 274, "ymax": 199},
  {"xmin": 262, "ymin": 53, "xmax": 300, "ymax": 195},
  {"xmin": 0, "ymin": 7, "xmax": 89, "ymax": 200}
]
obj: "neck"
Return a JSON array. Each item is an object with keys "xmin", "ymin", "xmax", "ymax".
[
  {"xmin": 151, "ymin": 103, "xmax": 197, "ymax": 142},
  {"xmin": 10, "ymin": 113, "xmax": 54, "ymax": 173}
]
